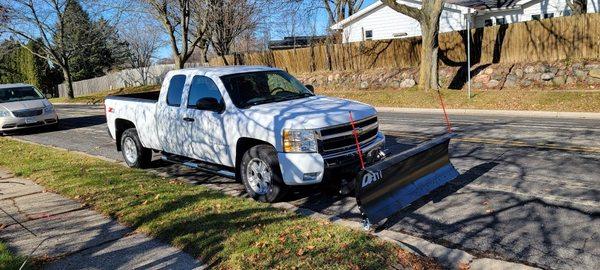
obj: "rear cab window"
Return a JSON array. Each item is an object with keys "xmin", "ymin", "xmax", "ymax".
[{"xmin": 166, "ymin": 75, "xmax": 187, "ymax": 107}]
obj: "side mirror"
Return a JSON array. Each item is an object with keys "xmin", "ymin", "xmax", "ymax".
[
  {"xmin": 196, "ymin": 97, "xmax": 224, "ymax": 113},
  {"xmin": 305, "ymin": 84, "xmax": 315, "ymax": 93}
]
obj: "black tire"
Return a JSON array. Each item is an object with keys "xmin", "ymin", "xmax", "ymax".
[
  {"xmin": 120, "ymin": 128, "xmax": 152, "ymax": 168},
  {"xmin": 240, "ymin": 145, "xmax": 288, "ymax": 203}
]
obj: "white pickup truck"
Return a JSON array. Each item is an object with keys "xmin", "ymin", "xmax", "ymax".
[{"xmin": 105, "ymin": 66, "xmax": 385, "ymax": 202}]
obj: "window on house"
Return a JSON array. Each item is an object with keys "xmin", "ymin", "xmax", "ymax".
[
  {"xmin": 484, "ymin": 19, "xmax": 493, "ymax": 26},
  {"xmin": 544, "ymin": 13, "xmax": 554, "ymax": 19},
  {"xmin": 365, "ymin": 30, "xmax": 373, "ymax": 40},
  {"xmin": 496, "ymin": 18, "xmax": 507, "ymax": 25},
  {"xmin": 532, "ymin": 14, "xmax": 541, "ymax": 20}
]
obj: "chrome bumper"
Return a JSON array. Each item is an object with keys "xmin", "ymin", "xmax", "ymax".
[{"xmin": 322, "ymin": 132, "xmax": 386, "ymax": 168}]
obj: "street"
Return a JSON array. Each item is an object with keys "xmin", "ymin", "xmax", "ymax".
[{"xmin": 10, "ymin": 104, "xmax": 600, "ymax": 270}]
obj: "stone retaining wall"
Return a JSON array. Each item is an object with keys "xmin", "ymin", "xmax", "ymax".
[{"xmin": 296, "ymin": 60, "xmax": 600, "ymax": 90}]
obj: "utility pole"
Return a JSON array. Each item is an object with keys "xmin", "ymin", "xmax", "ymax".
[{"xmin": 467, "ymin": 8, "xmax": 472, "ymax": 99}]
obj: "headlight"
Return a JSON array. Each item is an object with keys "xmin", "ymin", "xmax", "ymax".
[
  {"xmin": 0, "ymin": 108, "xmax": 10, "ymax": 117},
  {"xmin": 44, "ymin": 104, "xmax": 54, "ymax": 114},
  {"xmin": 283, "ymin": 129, "xmax": 318, "ymax": 153}
]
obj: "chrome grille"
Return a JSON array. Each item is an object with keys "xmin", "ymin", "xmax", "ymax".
[
  {"xmin": 12, "ymin": 108, "xmax": 43, "ymax": 118},
  {"xmin": 318, "ymin": 116, "xmax": 379, "ymax": 155}
]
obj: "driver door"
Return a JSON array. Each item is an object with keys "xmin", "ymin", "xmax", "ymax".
[{"xmin": 182, "ymin": 75, "xmax": 228, "ymax": 164}]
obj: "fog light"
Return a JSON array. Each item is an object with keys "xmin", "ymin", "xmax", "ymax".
[{"xmin": 303, "ymin": 172, "xmax": 319, "ymax": 181}]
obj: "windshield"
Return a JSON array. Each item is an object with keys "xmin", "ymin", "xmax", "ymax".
[
  {"xmin": 0, "ymin": 86, "xmax": 45, "ymax": 103},
  {"xmin": 220, "ymin": 70, "xmax": 314, "ymax": 108}
]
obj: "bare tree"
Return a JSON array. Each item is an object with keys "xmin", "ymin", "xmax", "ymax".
[
  {"xmin": 322, "ymin": 0, "xmax": 364, "ymax": 25},
  {"xmin": 120, "ymin": 17, "xmax": 164, "ymax": 85},
  {"xmin": 1, "ymin": 0, "xmax": 85, "ymax": 98},
  {"xmin": 141, "ymin": 0, "xmax": 210, "ymax": 69},
  {"xmin": 208, "ymin": 0, "xmax": 259, "ymax": 65},
  {"xmin": 566, "ymin": 0, "xmax": 587, "ymax": 15},
  {"xmin": 381, "ymin": 0, "xmax": 444, "ymax": 91}
]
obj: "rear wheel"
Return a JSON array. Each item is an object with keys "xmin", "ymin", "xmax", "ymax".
[
  {"xmin": 121, "ymin": 128, "xmax": 152, "ymax": 168},
  {"xmin": 240, "ymin": 145, "xmax": 287, "ymax": 202}
]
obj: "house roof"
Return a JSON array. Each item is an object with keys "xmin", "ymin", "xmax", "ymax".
[
  {"xmin": 330, "ymin": 0, "xmax": 533, "ymax": 30},
  {"xmin": 330, "ymin": 0, "xmax": 470, "ymax": 30},
  {"xmin": 447, "ymin": 0, "xmax": 522, "ymax": 10}
]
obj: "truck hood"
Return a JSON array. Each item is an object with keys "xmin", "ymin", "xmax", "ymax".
[
  {"xmin": 240, "ymin": 95, "xmax": 377, "ymax": 130},
  {"xmin": 0, "ymin": 99, "xmax": 50, "ymax": 112}
]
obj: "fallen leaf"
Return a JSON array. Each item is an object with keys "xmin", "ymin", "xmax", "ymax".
[
  {"xmin": 296, "ymin": 249, "xmax": 304, "ymax": 256},
  {"xmin": 306, "ymin": 245, "xmax": 315, "ymax": 250}
]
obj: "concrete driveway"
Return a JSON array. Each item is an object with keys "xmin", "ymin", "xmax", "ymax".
[{"xmin": 8, "ymin": 104, "xmax": 600, "ymax": 270}]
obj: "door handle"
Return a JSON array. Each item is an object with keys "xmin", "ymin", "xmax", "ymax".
[{"xmin": 183, "ymin": 117, "xmax": 195, "ymax": 122}]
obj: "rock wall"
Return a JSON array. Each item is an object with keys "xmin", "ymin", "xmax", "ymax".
[{"xmin": 296, "ymin": 60, "xmax": 600, "ymax": 90}]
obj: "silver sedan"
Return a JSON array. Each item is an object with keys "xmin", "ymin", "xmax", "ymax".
[{"xmin": 0, "ymin": 83, "xmax": 59, "ymax": 133}]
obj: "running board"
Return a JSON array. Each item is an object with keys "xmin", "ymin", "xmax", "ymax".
[{"xmin": 160, "ymin": 155, "xmax": 236, "ymax": 179}]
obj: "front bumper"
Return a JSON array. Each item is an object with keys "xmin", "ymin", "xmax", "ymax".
[
  {"xmin": 0, "ymin": 112, "xmax": 59, "ymax": 132},
  {"xmin": 277, "ymin": 132, "xmax": 385, "ymax": 186}
]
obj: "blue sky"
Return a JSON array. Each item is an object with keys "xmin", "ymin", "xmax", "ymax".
[{"xmin": 156, "ymin": 0, "xmax": 378, "ymax": 59}]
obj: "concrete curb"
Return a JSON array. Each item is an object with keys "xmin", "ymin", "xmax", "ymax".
[
  {"xmin": 6, "ymin": 137, "xmax": 541, "ymax": 269},
  {"xmin": 376, "ymin": 107, "xmax": 600, "ymax": 119},
  {"xmin": 51, "ymin": 102, "xmax": 103, "ymax": 106}
]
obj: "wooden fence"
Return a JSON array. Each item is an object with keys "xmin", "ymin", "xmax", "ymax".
[
  {"xmin": 58, "ymin": 63, "xmax": 207, "ymax": 98},
  {"xmin": 209, "ymin": 13, "xmax": 600, "ymax": 74}
]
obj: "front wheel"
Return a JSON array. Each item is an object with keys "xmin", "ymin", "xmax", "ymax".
[
  {"xmin": 240, "ymin": 145, "xmax": 287, "ymax": 203},
  {"xmin": 121, "ymin": 128, "xmax": 152, "ymax": 168}
]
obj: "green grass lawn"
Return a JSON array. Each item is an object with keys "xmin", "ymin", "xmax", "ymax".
[
  {"xmin": 49, "ymin": 85, "xmax": 159, "ymax": 104},
  {"xmin": 319, "ymin": 87, "xmax": 600, "ymax": 112},
  {"xmin": 50, "ymin": 84, "xmax": 600, "ymax": 112},
  {"xmin": 0, "ymin": 242, "xmax": 33, "ymax": 270},
  {"xmin": 0, "ymin": 138, "xmax": 439, "ymax": 269}
]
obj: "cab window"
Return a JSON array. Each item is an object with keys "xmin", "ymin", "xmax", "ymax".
[
  {"xmin": 166, "ymin": 75, "xmax": 187, "ymax": 107},
  {"xmin": 187, "ymin": 76, "xmax": 224, "ymax": 109}
]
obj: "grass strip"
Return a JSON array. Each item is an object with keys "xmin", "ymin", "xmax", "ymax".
[
  {"xmin": 0, "ymin": 138, "xmax": 440, "ymax": 269},
  {"xmin": 51, "ymin": 84, "xmax": 600, "ymax": 112},
  {"xmin": 319, "ymin": 87, "xmax": 600, "ymax": 112},
  {"xmin": 0, "ymin": 241, "xmax": 33, "ymax": 270}
]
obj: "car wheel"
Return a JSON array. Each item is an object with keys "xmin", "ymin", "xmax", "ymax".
[
  {"xmin": 121, "ymin": 128, "xmax": 152, "ymax": 168},
  {"xmin": 240, "ymin": 145, "xmax": 287, "ymax": 203}
]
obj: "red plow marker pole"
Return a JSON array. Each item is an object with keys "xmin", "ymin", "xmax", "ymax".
[
  {"xmin": 349, "ymin": 111, "xmax": 365, "ymax": 170},
  {"xmin": 437, "ymin": 90, "xmax": 453, "ymax": 134}
]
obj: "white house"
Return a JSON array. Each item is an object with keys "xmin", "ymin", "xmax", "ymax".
[{"xmin": 331, "ymin": 0, "xmax": 600, "ymax": 43}]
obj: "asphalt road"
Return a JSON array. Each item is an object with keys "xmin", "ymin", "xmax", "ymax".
[{"xmin": 7, "ymin": 104, "xmax": 600, "ymax": 270}]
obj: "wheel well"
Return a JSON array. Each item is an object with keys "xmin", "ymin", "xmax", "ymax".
[
  {"xmin": 235, "ymin": 138, "xmax": 273, "ymax": 176},
  {"xmin": 115, "ymin": 119, "xmax": 136, "ymax": 151}
]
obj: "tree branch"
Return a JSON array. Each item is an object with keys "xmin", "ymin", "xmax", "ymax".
[{"xmin": 381, "ymin": 0, "xmax": 422, "ymax": 21}]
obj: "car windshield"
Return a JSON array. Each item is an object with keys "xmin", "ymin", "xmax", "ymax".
[
  {"xmin": 0, "ymin": 86, "xmax": 45, "ymax": 103},
  {"xmin": 220, "ymin": 70, "xmax": 314, "ymax": 108}
]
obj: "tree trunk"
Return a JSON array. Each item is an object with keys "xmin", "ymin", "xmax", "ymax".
[
  {"xmin": 419, "ymin": 21, "xmax": 440, "ymax": 91},
  {"xmin": 174, "ymin": 56, "xmax": 185, "ymax": 69},
  {"xmin": 201, "ymin": 47, "xmax": 209, "ymax": 64},
  {"xmin": 221, "ymin": 54, "xmax": 230, "ymax": 66},
  {"xmin": 61, "ymin": 67, "xmax": 74, "ymax": 99}
]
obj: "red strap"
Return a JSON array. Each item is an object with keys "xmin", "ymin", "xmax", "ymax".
[
  {"xmin": 349, "ymin": 111, "xmax": 366, "ymax": 170},
  {"xmin": 437, "ymin": 90, "xmax": 453, "ymax": 134}
]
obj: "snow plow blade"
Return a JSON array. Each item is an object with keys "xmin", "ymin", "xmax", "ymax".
[{"xmin": 355, "ymin": 133, "xmax": 459, "ymax": 225}]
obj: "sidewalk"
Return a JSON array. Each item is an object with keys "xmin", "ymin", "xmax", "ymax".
[{"xmin": 0, "ymin": 169, "xmax": 204, "ymax": 270}]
